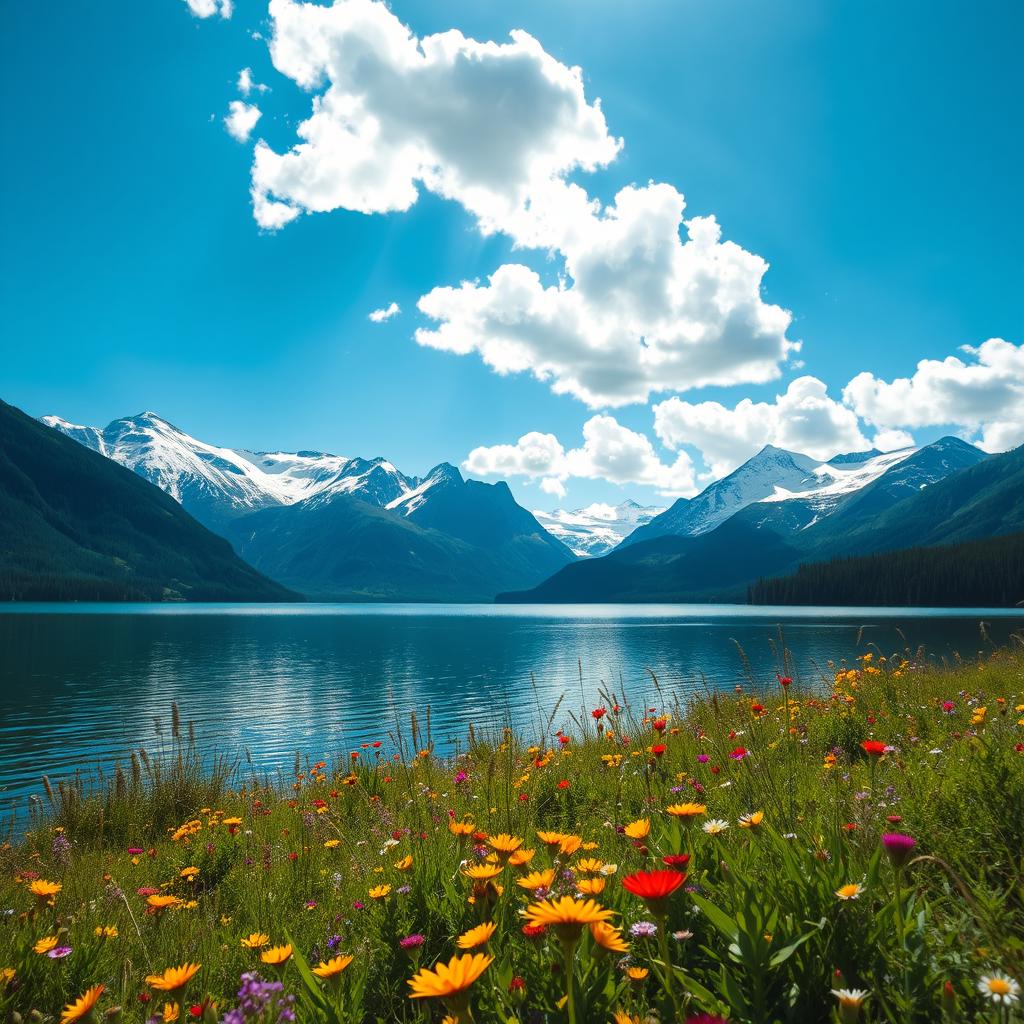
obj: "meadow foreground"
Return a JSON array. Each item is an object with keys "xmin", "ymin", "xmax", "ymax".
[{"xmin": 2, "ymin": 648, "xmax": 1023, "ymax": 1023}]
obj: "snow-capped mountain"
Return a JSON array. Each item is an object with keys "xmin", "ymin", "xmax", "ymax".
[
  {"xmin": 42, "ymin": 412, "xmax": 350, "ymax": 529},
  {"xmin": 624, "ymin": 444, "xmax": 918, "ymax": 547},
  {"xmin": 40, "ymin": 411, "xmax": 576, "ymax": 600},
  {"xmin": 534, "ymin": 500, "xmax": 666, "ymax": 557}
]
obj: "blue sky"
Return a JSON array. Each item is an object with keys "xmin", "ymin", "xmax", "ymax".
[{"xmin": 3, "ymin": 0, "xmax": 1022, "ymax": 509}]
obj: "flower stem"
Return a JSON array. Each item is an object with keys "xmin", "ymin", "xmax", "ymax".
[
  {"xmin": 657, "ymin": 918, "xmax": 682, "ymax": 1022},
  {"xmin": 562, "ymin": 937, "xmax": 578, "ymax": 1024}
]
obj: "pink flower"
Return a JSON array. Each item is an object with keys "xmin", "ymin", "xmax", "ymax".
[
  {"xmin": 729, "ymin": 747, "xmax": 749, "ymax": 761},
  {"xmin": 882, "ymin": 832, "xmax": 917, "ymax": 868}
]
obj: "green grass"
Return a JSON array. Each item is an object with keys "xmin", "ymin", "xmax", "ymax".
[{"xmin": 2, "ymin": 647, "xmax": 1023, "ymax": 1023}]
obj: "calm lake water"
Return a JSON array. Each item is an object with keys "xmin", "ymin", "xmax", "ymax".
[{"xmin": 2, "ymin": 603, "xmax": 1022, "ymax": 817}]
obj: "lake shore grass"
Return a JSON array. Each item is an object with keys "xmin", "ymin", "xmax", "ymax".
[{"xmin": 2, "ymin": 647, "xmax": 1023, "ymax": 1023}]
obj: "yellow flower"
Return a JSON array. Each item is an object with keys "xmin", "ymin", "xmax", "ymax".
[
  {"xmin": 666, "ymin": 802, "xmax": 706, "ymax": 819},
  {"xmin": 577, "ymin": 877, "xmax": 606, "ymax": 895},
  {"xmin": 613, "ymin": 1011, "xmax": 643, "ymax": 1024},
  {"xmin": 448, "ymin": 820, "xmax": 476, "ymax": 837},
  {"xmin": 738, "ymin": 810, "xmax": 764, "ymax": 829},
  {"xmin": 462, "ymin": 864, "xmax": 503, "ymax": 881},
  {"xmin": 508, "ymin": 848, "xmax": 536, "ymax": 867},
  {"xmin": 0, "ymin": 968, "xmax": 15, "ymax": 987},
  {"xmin": 408, "ymin": 953, "xmax": 493, "ymax": 1000},
  {"xmin": 260, "ymin": 945, "xmax": 293, "ymax": 966},
  {"xmin": 536, "ymin": 830, "xmax": 565, "ymax": 847},
  {"xmin": 28, "ymin": 879, "xmax": 62, "ymax": 904},
  {"xmin": 312, "ymin": 954, "xmax": 354, "ymax": 979},
  {"xmin": 60, "ymin": 984, "xmax": 104, "ymax": 1024},
  {"xmin": 369, "ymin": 885, "xmax": 392, "ymax": 899},
  {"xmin": 589, "ymin": 921, "xmax": 629, "ymax": 952},
  {"xmin": 487, "ymin": 833, "xmax": 523, "ymax": 857},
  {"xmin": 835, "ymin": 883, "xmax": 864, "ymax": 901},
  {"xmin": 622, "ymin": 815, "xmax": 647, "ymax": 839},
  {"xmin": 394, "ymin": 855, "xmax": 413, "ymax": 872},
  {"xmin": 457, "ymin": 921, "xmax": 496, "ymax": 949},
  {"xmin": 93, "ymin": 925, "xmax": 118, "ymax": 938},
  {"xmin": 324, "ymin": 839, "xmax": 341, "ymax": 849},
  {"xmin": 180, "ymin": 866, "xmax": 199, "ymax": 881},
  {"xmin": 574, "ymin": 858, "xmax": 604, "ymax": 874},
  {"xmin": 241, "ymin": 932, "xmax": 271, "ymax": 949},
  {"xmin": 222, "ymin": 816, "xmax": 243, "ymax": 827},
  {"xmin": 517, "ymin": 869, "xmax": 556, "ymax": 890},
  {"xmin": 626, "ymin": 966, "xmax": 649, "ymax": 981},
  {"xmin": 522, "ymin": 897, "xmax": 615, "ymax": 941},
  {"xmin": 34, "ymin": 935, "xmax": 59, "ymax": 954},
  {"xmin": 160, "ymin": 1004, "xmax": 180, "ymax": 1023},
  {"xmin": 145, "ymin": 963, "xmax": 202, "ymax": 992}
]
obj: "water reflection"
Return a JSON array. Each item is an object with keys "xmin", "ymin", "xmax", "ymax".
[{"xmin": 2, "ymin": 603, "xmax": 1020, "ymax": 814}]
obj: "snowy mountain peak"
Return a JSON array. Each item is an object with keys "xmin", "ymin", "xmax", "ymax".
[
  {"xmin": 625, "ymin": 443, "xmax": 921, "ymax": 547},
  {"xmin": 533, "ymin": 499, "xmax": 667, "ymax": 557}
]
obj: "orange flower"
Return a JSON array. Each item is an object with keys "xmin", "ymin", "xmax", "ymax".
[
  {"xmin": 60, "ymin": 984, "xmax": 104, "ymax": 1024},
  {"xmin": 145, "ymin": 963, "xmax": 201, "ymax": 992},
  {"xmin": 260, "ymin": 945, "xmax": 293, "ymax": 966},
  {"xmin": 456, "ymin": 921, "xmax": 496, "ymax": 949},
  {"xmin": 408, "ymin": 953, "xmax": 493, "ymax": 1003}
]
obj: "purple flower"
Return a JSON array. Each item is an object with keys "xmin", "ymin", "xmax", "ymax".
[
  {"xmin": 454, "ymin": 771, "xmax": 469, "ymax": 785},
  {"xmin": 47, "ymin": 946, "xmax": 73, "ymax": 959},
  {"xmin": 326, "ymin": 934, "xmax": 342, "ymax": 951},
  {"xmin": 882, "ymin": 832, "xmax": 917, "ymax": 868},
  {"xmin": 396, "ymin": 885, "xmax": 411, "ymax": 895},
  {"xmin": 400, "ymin": 933, "xmax": 425, "ymax": 949},
  {"xmin": 223, "ymin": 971, "xmax": 295, "ymax": 1024},
  {"xmin": 696, "ymin": 754, "xmax": 710, "ymax": 764},
  {"xmin": 629, "ymin": 921, "xmax": 658, "ymax": 938},
  {"xmin": 52, "ymin": 832, "xmax": 71, "ymax": 867}
]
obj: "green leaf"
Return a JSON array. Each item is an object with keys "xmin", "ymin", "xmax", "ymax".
[{"xmin": 691, "ymin": 893, "xmax": 740, "ymax": 943}]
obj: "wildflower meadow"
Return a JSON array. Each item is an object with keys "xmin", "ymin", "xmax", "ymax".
[{"xmin": 2, "ymin": 646, "xmax": 1023, "ymax": 1023}]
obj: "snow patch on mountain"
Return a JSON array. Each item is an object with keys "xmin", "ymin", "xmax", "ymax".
[{"xmin": 534, "ymin": 499, "xmax": 666, "ymax": 557}]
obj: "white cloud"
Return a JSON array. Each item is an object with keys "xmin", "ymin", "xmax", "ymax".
[
  {"xmin": 871, "ymin": 429, "xmax": 916, "ymax": 452},
  {"xmin": 184, "ymin": 0, "xmax": 232, "ymax": 19},
  {"xmin": 368, "ymin": 301, "xmax": 400, "ymax": 323},
  {"xmin": 843, "ymin": 338, "xmax": 1024, "ymax": 453},
  {"xmin": 247, "ymin": 0, "xmax": 798, "ymax": 405},
  {"xmin": 252, "ymin": 0, "xmax": 620, "ymax": 231},
  {"xmin": 653, "ymin": 376, "xmax": 872, "ymax": 478},
  {"xmin": 417, "ymin": 194, "xmax": 797, "ymax": 406},
  {"xmin": 464, "ymin": 415, "xmax": 698, "ymax": 497},
  {"xmin": 224, "ymin": 101, "xmax": 262, "ymax": 143},
  {"xmin": 237, "ymin": 67, "xmax": 268, "ymax": 96}
]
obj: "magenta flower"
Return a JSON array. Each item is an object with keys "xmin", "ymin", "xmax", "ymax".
[
  {"xmin": 399, "ymin": 933, "xmax": 425, "ymax": 949},
  {"xmin": 882, "ymin": 832, "xmax": 917, "ymax": 868},
  {"xmin": 696, "ymin": 754, "xmax": 710, "ymax": 764}
]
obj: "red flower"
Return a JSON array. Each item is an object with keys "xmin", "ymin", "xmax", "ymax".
[
  {"xmin": 750, "ymin": 702, "xmax": 765, "ymax": 715},
  {"xmin": 591, "ymin": 707, "xmax": 607, "ymax": 720},
  {"xmin": 522, "ymin": 923, "xmax": 546, "ymax": 938},
  {"xmin": 662, "ymin": 854, "xmax": 691, "ymax": 868},
  {"xmin": 729, "ymin": 746, "xmax": 748, "ymax": 760},
  {"xmin": 558, "ymin": 735, "xmax": 571, "ymax": 746},
  {"xmin": 861, "ymin": 740, "xmax": 887, "ymax": 757},
  {"xmin": 509, "ymin": 976, "xmax": 526, "ymax": 992},
  {"xmin": 621, "ymin": 869, "xmax": 687, "ymax": 914},
  {"xmin": 557, "ymin": 780, "xmax": 570, "ymax": 789},
  {"xmin": 651, "ymin": 744, "xmax": 666, "ymax": 757},
  {"xmin": 778, "ymin": 675, "xmax": 793, "ymax": 687},
  {"xmin": 652, "ymin": 718, "xmax": 668, "ymax": 733}
]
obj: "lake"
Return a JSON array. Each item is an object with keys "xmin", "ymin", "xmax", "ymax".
[{"xmin": 3, "ymin": 603, "xmax": 1022, "ymax": 819}]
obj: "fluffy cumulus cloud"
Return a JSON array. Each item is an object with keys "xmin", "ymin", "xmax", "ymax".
[
  {"xmin": 464, "ymin": 415, "xmax": 698, "ymax": 498},
  {"xmin": 368, "ymin": 301, "xmax": 400, "ymax": 323},
  {"xmin": 184, "ymin": 0, "xmax": 232, "ymax": 18},
  {"xmin": 224, "ymin": 100, "xmax": 262, "ymax": 143},
  {"xmin": 842, "ymin": 338, "xmax": 1024, "ymax": 453},
  {"xmin": 248, "ymin": 0, "xmax": 799, "ymax": 405},
  {"xmin": 653, "ymin": 376, "xmax": 874, "ymax": 478},
  {"xmin": 417, "ymin": 195, "xmax": 797, "ymax": 406},
  {"xmin": 252, "ymin": 0, "xmax": 620, "ymax": 231}
]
